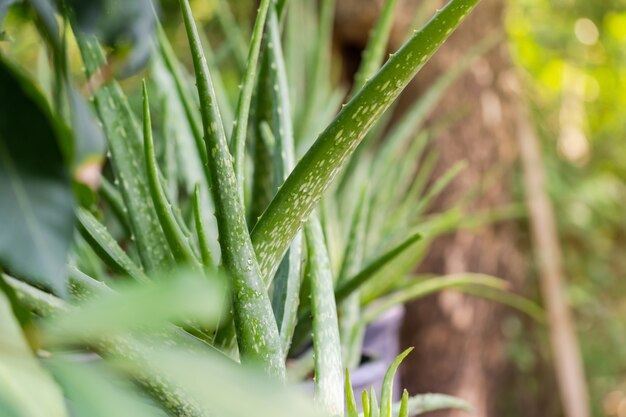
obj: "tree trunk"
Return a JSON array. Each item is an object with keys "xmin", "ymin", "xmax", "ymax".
[{"xmin": 335, "ymin": 1, "xmax": 528, "ymax": 416}]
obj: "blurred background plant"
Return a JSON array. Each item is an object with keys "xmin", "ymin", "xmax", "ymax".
[{"xmin": 506, "ymin": 1, "xmax": 626, "ymax": 416}]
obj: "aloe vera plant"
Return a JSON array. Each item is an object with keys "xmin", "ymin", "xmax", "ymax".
[{"xmin": 0, "ymin": 0, "xmax": 544, "ymax": 416}]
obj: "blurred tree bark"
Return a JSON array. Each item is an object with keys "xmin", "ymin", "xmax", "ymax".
[{"xmin": 334, "ymin": 1, "xmax": 530, "ymax": 416}]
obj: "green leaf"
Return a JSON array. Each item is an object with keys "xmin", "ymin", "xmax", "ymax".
[
  {"xmin": 2, "ymin": 274, "xmax": 215, "ymax": 417},
  {"xmin": 230, "ymin": 0, "xmax": 272, "ymax": 201},
  {"xmin": 306, "ymin": 217, "xmax": 343, "ymax": 416},
  {"xmin": 124, "ymin": 344, "xmax": 329, "ymax": 417},
  {"xmin": 44, "ymin": 268, "xmax": 226, "ymax": 345},
  {"xmin": 335, "ymin": 232, "xmax": 422, "ymax": 308},
  {"xmin": 352, "ymin": 0, "xmax": 399, "ymax": 93},
  {"xmin": 392, "ymin": 393, "xmax": 472, "ymax": 416},
  {"xmin": 46, "ymin": 360, "xmax": 167, "ymax": 417},
  {"xmin": 345, "ymin": 369, "xmax": 359, "ymax": 417},
  {"xmin": 0, "ymin": 56, "xmax": 74, "ymax": 295},
  {"xmin": 76, "ymin": 208, "xmax": 148, "ymax": 283},
  {"xmin": 260, "ymin": 5, "xmax": 304, "ymax": 355},
  {"xmin": 179, "ymin": 0, "xmax": 285, "ymax": 378},
  {"xmin": 67, "ymin": 0, "xmax": 156, "ymax": 77},
  {"xmin": 192, "ymin": 184, "xmax": 217, "ymax": 269},
  {"xmin": 251, "ymin": 0, "xmax": 481, "ymax": 281},
  {"xmin": 370, "ymin": 386, "xmax": 380, "ymax": 417},
  {"xmin": 362, "ymin": 390, "xmax": 371, "ymax": 417},
  {"xmin": 338, "ymin": 189, "xmax": 369, "ymax": 369},
  {"xmin": 0, "ymin": 291, "xmax": 68, "ymax": 417},
  {"xmin": 361, "ymin": 274, "xmax": 507, "ymax": 324},
  {"xmin": 142, "ymin": 82, "xmax": 199, "ymax": 267},
  {"xmin": 380, "ymin": 348, "xmax": 413, "ymax": 417},
  {"xmin": 398, "ymin": 390, "xmax": 409, "ymax": 417},
  {"xmin": 76, "ymin": 36, "xmax": 174, "ymax": 272}
]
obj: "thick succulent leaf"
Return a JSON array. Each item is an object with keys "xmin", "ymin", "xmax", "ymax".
[
  {"xmin": 345, "ymin": 369, "xmax": 359, "ymax": 417},
  {"xmin": 370, "ymin": 386, "xmax": 380, "ymax": 417},
  {"xmin": 230, "ymin": 0, "xmax": 272, "ymax": 200},
  {"xmin": 77, "ymin": 208, "xmax": 148, "ymax": 283},
  {"xmin": 380, "ymin": 348, "xmax": 413, "ymax": 417},
  {"xmin": 352, "ymin": 0, "xmax": 399, "ymax": 93},
  {"xmin": 77, "ymin": 36, "xmax": 174, "ymax": 272},
  {"xmin": 179, "ymin": 0, "xmax": 285, "ymax": 378},
  {"xmin": 260, "ymin": 6, "xmax": 304, "ymax": 354},
  {"xmin": 362, "ymin": 390, "xmax": 371, "ymax": 417},
  {"xmin": 392, "ymin": 393, "xmax": 471, "ymax": 416},
  {"xmin": 306, "ymin": 217, "xmax": 343, "ymax": 416},
  {"xmin": 336, "ymin": 230, "xmax": 422, "ymax": 305},
  {"xmin": 123, "ymin": 344, "xmax": 329, "ymax": 417},
  {"xmin": 296, "ymin": 0, "xmax": 335, "ymax": 144},
  {"xmin": 398, "ymin": 390, "xmax": 409, "ymax": 417},
  {"xmin": 192, "ymin": 184, "xmax": 217, "ymax": 269},
  {"xmin": 0, "ymin": 291, "xmax": 68, "ymax": 417},
  {"xmin": 361, "ymin": 274, "xmax": 507, "ymax": 324},
  {"xmin": 142, "ymin": 83, "xmax": 199, "ymax": 267},
  {"xmin": 251, "ymin": 0, "xmax": 481, "ymax": 281},
  {"xmin": 0, "ymin": 56, "xmax": 74, "ymax": 295},
  {"xmin": 338, "ymin": 190, "xmax": 369, "ymax": 369},
  {"xmin": 357, "ymin": 392, "xmax": 472, "ymax": 417}
]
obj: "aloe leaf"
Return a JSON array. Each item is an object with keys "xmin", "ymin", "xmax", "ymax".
[
  {"xmin": 412, "ymin": 161, "xmax": 466, "ymax": 218},
  {"xmin": 452, "ymin": 285, "xmax": 546, "ymax": 324},
  {"xmin": 0, "ymin": 291, "xmax": 69, "ymax": 417},
  {"xmin": 214, "ymin": 0, "xmax": 248, "ymax": 69},
  {"xmin": 398, "ymin": 390, "xmax": 409, "ymax": 417},
  {"xmin": 380, "ymin": 348, "xmax": 413, "ymax": 417},
  {"xmin": 249, "ymin": 120, "xmax": 275, "ymax": 224},
  {"xmin": 370, "ymin": 386, "xmax": 380, "ymax": 417},
  {"xmin": 192, "ymin": 185, "xmax": 217, "ymax": 270},
  {"xmin": 306, "ymin": 217, "xmax": 343, "ymax": 416},
  {"xmin": 76, "ymin": 36, "xmax": 174, "ymax": 272},
  {"xmin": 335, "ymin": 231, "xmax": 422, "ymax": 304},
  {"xmin": 376, "ymin": 34, "xmax": 498, "ymax": 162},
  {"xmin": 362, "ymin": 390, "xmax": 371, "ymax": 417},
  {"xmin": 345, "ymin": 369, "xmax": 359, "ymax": 417},
  {"xmin": 155, "ymin": 24, "xmax": 209, "ymax": 187},
  {"xmin": 142, "ymin": 83, "xmax": 199, "ymax": 267},
  {"xmin": 252, "ymin": 0, "xmax": 481, "ymax": 281},
  {"xmin": 259, "ymin": 5, "xmax": 304, "ymax": 354},
  {"xmin": 230, "ymin": 0, "xmax": 272, "ymax": 201},
  {"xmin": 99, "ymin": 177, "xmax": 131, "ymax": 234},
  {"xmin": 296, "ymin": 0, "xmax": 335, "ymax": 143},
  {"xmin": 290, "ymin": 230, "xmax": 422, "ymax": 352},
  {"xmin": 130, "ymin": 344, "xmax": 328, "ymax": 417},
  {"xmin": 361, "ymin": 274, "xmax": 507, "ymax": 324},
  {"xmin": 179, "ymin": 0, "xmax": 285, "ymax": 378},
  {"xmin": 76, "ymin": 208, "xmax": 149, "ymax": 283},
  {"xmin": 0, "ymin": 56, "xmax": 74, "ymax": 296},
  {"xmin": 338, "ymin": 190, "xmax": 369, "ymax": 369},
  {"xmin": 391, "ymin": 393, "xmax": 472, "ymax": 416},
  {"xmin": 352, "ymin": 0, "xmax": 399, "ymax": 93}
]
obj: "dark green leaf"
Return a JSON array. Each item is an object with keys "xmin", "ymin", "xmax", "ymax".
[{"xmin": 0, "ymin": 56, "xmax": 74, "ymax": 295}]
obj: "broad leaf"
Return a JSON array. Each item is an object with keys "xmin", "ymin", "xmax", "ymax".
[{"xmin": 0, "ymin": 56, "xmax": 74, "ymax": 295}]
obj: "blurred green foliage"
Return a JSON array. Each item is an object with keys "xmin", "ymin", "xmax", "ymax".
[{"xmin": 507, "ymin": 1, "xmax": 626, "ymax": 415}]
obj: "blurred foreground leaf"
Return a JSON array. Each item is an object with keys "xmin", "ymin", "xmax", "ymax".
[{"xmin": 0, "ymin": 56, "xmax": 74, "ymax": 295}]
